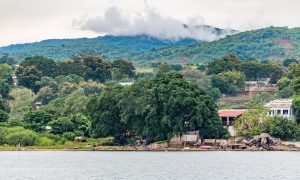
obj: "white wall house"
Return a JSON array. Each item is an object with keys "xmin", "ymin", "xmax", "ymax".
[{"xmin": 265, "ymin": 99, "xmax": 297, "ymax": 122}]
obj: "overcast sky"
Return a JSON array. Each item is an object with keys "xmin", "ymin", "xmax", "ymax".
[{"xmin": 0, "ymin": 0, "xmax": 300, "ymax": 46}]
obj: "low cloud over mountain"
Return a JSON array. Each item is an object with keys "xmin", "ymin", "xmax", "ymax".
[{"xmin": 74, "ymin": 6, "xmax": 238, "ymax": 42}]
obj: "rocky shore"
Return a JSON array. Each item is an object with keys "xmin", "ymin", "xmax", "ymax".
[{"xmin": 1, "ymin": 133, "xmax": 300, "ymax": 151}]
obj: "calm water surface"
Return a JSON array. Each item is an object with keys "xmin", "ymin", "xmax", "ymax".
[{"xmin": 0, "ymin": 151, "xmax": 299, "ymax": 180}]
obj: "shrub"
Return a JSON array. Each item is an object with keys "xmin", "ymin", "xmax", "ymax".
[
  {"xmin": 5, "ymin": 127, "xmax": 38, "ymax": 146},
  {"xmin": 0, "ymin": 110, "xmax": 9, "ymax": 122},
  {"xmin": 38, "ymin": 137, "xmax": 55, "ymax": 146},
  {"xmin": 0, "ymin": 127, "xmax": 7, "ymax": 145},
  {"xmin": 62, "ymin": 132, "xmax": 76, "ymax": 141},
  {"xmin": 43, "ymin": 133, "xmax": 61, "ymax": 142},
  {"xmin": 7, "ymin": 118, "xmax": 25, "ymax": 127},
  {"xmin": 23, "ymin": 110, "xmax": 53, "ymax": 132},
  {"xmin": 262, "ymin": 117, "xmax": 300, "ymax": 140}
]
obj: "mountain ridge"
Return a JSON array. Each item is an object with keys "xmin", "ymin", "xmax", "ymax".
[
  {"xmin": 132, "ymin": 26, "xmax": 300, "ymax": 64},
  {"xmin": 0, "ymin": 25, "xmax": 237, "ymax": 62},
  {"xmin": 2, "ymin": 26, "xmax": 299, "ymax": 64}
]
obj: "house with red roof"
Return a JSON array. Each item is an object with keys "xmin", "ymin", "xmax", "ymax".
[
  {"xmin": 218, "ymin": 109, "xmax": 247, "ymax": 136},
  {"xmin": 218, "ymin": 109, "xmax": 248, "ymax": 126}
]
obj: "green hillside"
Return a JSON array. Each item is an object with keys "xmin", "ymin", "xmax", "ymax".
[
  {"xmin": 133, "ymin": 27, "xmax": 300, "ymax": 64},
  {"xmin": 2, "ymin": 27, "xmax": 300, "ymax": 64},
  {"xmin": 0, "ymin": 35, "xmax": 197, "ymax": 62}
]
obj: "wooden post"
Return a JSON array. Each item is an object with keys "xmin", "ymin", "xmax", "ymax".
[{"xmin": 227, "ymin": 117, "xmax": 229, "ymax": 126}]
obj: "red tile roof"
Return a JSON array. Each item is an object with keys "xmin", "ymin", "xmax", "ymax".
[{"xmin": 218, "ymin": 109, "xmax": 247, "ymax": 118}]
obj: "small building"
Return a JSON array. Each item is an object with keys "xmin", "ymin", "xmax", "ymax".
[
  {"xmin": 265, "ymin": 99, "xmax": 297, "ymax": 122},
  {"xmin": 119, "ymin": 82, "xmax": 134, "ymax": 86},
  {"xmin": 32, "ymin": 102, "xmax": 42, "ymax": 110},
  {"xmin": 218, "ymin": 109, "xmax": 247, "ymax": 136},
  {"xmin": 12, "ymin": 75, "xmax": 18, "ymax": 86},
  {"xmin": 218, "ymin": 109, "xmax": 248, "ymax": 126},
  {"xmin": 241, "ymin": 81, "xmax": 277, "ymax": 97},
  {"xmin": 180, "ymin": 131, "xmax": 200, "ymax": 144},
  {"xmin": 169, "ymin": 131, "xmax": 201, "ymax": 148}
]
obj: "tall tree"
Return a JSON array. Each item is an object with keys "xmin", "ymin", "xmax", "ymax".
[
  {"xmin": 16, "ymin": 65, "xmax": 42, "ymax": 93},
  {"xmin": 0, "ymin": 55, "xmax": 15, "ymax": 65},
  {"xmin": 23, "ymin": 110, "xmax": 53, "ymax": 132},
  {"xmin": 0, "ymin": 64, "xmax": 13, "ymax": 84},
  {"xmin": 8, "ymin": 88, "xmax": 36, "ymax": 119},
  {"xmin": 207, "ymin": 54, "xmax": 242, "ymax": 75},
  {"xmin": 72, "ymin": 54, "xmax": 112, "ymax": 82},
  {"xmin": 112, "ymin": 60, "xmax": 135, "ymax": 79},
  {"xmin": 20, "ymin": 56, "xmax": 58, "ymax": 77},
  {"xmin": 283, "ymin": 58, "xmax": 298, "ymax": 67},
  {"xmin": 87, "ymin": 87, "xmax": 124, "ymax": 138},
  {"xmin": 0, "ymin": 80, "xmax": 11, "ymax": 98},
  {"xmin": 88, "ymin": 73, "xmax": 227, "ymax": 141}
]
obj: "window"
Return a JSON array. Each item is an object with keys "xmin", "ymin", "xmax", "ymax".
[
  {"xmin": 277, "ymin": 110, "xmax": 281, "ymax": 115},
  {"xmin": 283, "ymin": 110, "xmax": 289, "ymax": 115},
  {"xmin": 268, "ymin": 111, "xmax": 272, "ymax": 115}
]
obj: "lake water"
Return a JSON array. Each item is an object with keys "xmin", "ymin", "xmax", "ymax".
[{"xmin": 0, "ymin": 151, "xmax": 299, "ymax": 180}]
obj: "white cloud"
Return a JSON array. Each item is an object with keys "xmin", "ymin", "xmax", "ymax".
[
  {"xmin": 74, "ymin": 6, "xmax": 236, "ymax": 41},
  {"xmin": 1, "ymin": 0, "xmax": 300, "ymax": 46}
]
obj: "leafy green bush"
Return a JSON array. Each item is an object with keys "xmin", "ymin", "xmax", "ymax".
[
  {"xmin": 262, "ymin": 117, "xmax": 300, "ymax": 140},
  {"xmin": 0, "ymin": 110, "xmax": 8, "ymax": 122},
  {"xmin": 38, "ymin": 137, "xmax": 55, "ymax": 146},
  {"xmin": 235, "ymin": 108, "xmax": 300, "ymax": 140},
  {"xmin": 7, "ymin": 118, "xmax": 25, "ymax": 127},
  {"xmin": 23, "ymin": 110, "xmax": 53, "ymax": 132},
  {"xmin": 5, "ymin": 127, "xmax": 38, "ymax": 146},
  {"xmin": 62, "ymin": 132, "xmax": 76, "ymax": 141}
]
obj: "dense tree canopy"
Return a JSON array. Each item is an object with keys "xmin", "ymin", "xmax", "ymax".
[
  {"xmin": 20, "ymin": 56, "xmax": 58, "ymax": 77},
  {"xmin": 0, "ymin": 80, "xmax": 11, "ymax": 98},
  {"xmin": 1, "ymin": 51, "xmax": 298, "ymax": 147},
  {"xmin": 16, "ymin": 65, "xmax": 42, "ymax": 93},
  {"xmin": 211, "ymin": 71, "xmax": 245, "ymax": 95},
  {"xmin": 88, "ymin": 72, "xmax": 227, "ymax": 142},
  {"xmin": 112, "ymin": 59, "xmax": 135, "ymax": 80},
  {"xmin": 23, "ymin": 110, "xmax": 53, "ymax": 132},
  {"xmin": 207, "ymin": 55, "xmax": 284, "ymax": 82},
  {"xmin": 0, "ymin": 55, "xmax": 15, "ymax": 65},
  {"xmin": 207, "ymin": 55, "xmax": 242, "ymax": 75},
  {"xmin": 8, "ymin": 88, "xmax": 36, "ymax": 119},
  {"xmin": 283, "ymin": 58, "xmax": 298, "ymax": 67}
]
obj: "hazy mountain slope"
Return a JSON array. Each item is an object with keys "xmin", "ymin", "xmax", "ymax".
[
  {"xmin": 134, "ymin": 27, "xmax": 300, "ymax": 64},
  {"xmin": 0, "ymin": 35, "xmax": 198, "ymax": 61},
  {"xmin": 0, "ymin": 25, "xmax": 237, "ymax": 62},
  {"xmin": 4, "ymin": 26, "xmax": 298, "ymax": 65}
]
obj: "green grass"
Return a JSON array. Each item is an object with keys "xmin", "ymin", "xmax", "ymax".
[{"xmin": 0, "ymin": 137, "xmax": 115, "ymax": 151}]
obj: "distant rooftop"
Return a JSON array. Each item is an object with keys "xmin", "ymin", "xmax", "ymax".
[
  {"xmin": 119, "ymin": 82, "xmax": 134, "ymax": 86},
  {"xmin": 265, "ymin": 99, "xmax": 293, "ymax": 109},
  {"xmin": 218, "ymin": 109, "xmax": 247, "ymax": 118}
]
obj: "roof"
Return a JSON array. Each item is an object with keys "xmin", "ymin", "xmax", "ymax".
[
  {"xmin": 265, "ymin": 99, "xmax": 293, "ymax": 109},
  {"xmin": 119, "ymin": 82, "xmax": 134, "ymax": 86},
  {"xmin": 218, "ymin": 109, "xmax": 247, "ymax": 118}
]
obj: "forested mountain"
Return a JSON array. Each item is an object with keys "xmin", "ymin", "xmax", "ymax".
[
  {"xmin": 135, "ymin": 27, "xmax": 300, "ymax": 63},
  {"xmin": 2, "ymin": 27, "xmax": 300, "ymax": 64},
  {"xmin": 0, "ymin": 25, "xmax": 237, "ymax": 62},
  {"xmin": 0, "ymin": 35, "xmax": 198, "ymax": 62}
]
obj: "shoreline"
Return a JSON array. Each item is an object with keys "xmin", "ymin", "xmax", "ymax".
[{"xmin": 1, "ymin": 145, "xmax": 300, "ymax": 152}]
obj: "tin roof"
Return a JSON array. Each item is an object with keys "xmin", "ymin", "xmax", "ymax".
[{"xmin": 218, "ymin": 109, "xmax": 247, "ymax": 117}]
